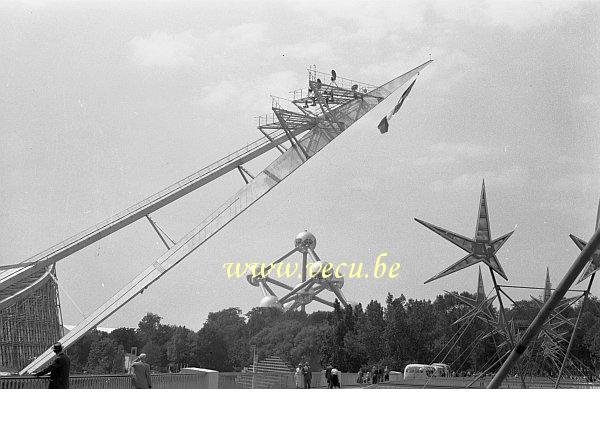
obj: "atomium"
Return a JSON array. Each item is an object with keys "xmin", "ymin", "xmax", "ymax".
[{"xmin": 247, "ymin": 231, "xmax": 352, "ymax": 312}]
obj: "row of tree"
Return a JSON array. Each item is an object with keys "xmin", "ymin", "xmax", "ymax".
[{"xmin": 67, "ymin": 291, "xmax": 600, "ymax": 376}]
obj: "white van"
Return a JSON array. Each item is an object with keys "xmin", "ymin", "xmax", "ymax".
[{"xmin": 403, "ymin": 364, "xmax": 435, "ymax": 379}]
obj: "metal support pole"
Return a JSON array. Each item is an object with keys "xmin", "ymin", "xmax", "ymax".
[
  {"xmin": 488, "ymin": 226, "xmax": 600, "ymax": 388},
  {"xmin": 301, "ymin": 252, "xmax": 307, "ymax": 282},
  {"xmin": 145, "ymin": 215, "xmax": 174, "ymax": 249},
  {"xmin": 489, "ymin": 267, "xmax": 527, "ymax": 388},
  {"xmin": 488, "ymin": 267, "xmax": 514, "ymax": 346},
  {"xmin": 466, "ymin": 349, "xmax": 511, "ymax": 388},
  {"xmin": 274, "ymin": 110, "xmax": 309, "ymax": 161},
  {"xmin": 554, "ymin": 273, "xmax": 595, "ymax": 388}
]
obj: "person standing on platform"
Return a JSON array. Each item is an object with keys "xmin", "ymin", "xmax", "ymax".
[
  {"xmin": 302, "ymin": 362, "xmax": 312, "ymax": 389},
  {"xmin": 130, "ymin": 353, "xmax": 152, "ymax": 389},
  {"xmin": 330, "ymin": 367, "xmax": 341, "ymax": 388},
  {"xmin": 295, "ymin": 363, "xmax": 303, "ymax": 388},
  {"xmin": 33, "ymin": 342, "xmax": 71, "ymax": 389},
  {"xmin": 325, "ymin": 362, "xmax": 333, "ymax": 389}
]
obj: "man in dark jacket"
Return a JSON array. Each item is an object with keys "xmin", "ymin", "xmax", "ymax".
[
  {"xmin": 302, "ymin": 362, "xmax": 312, "ymax": 389},
  {"xmin": 325, "ymin": 363, "xmax": 333, "ymax": 389},
  {"xmin": 33, "ymin": 342, "xmax": 71, "ymax": 389}
]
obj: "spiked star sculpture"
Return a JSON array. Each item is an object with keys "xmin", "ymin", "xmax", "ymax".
[
  {"xmin": 527, "ymin": 268, "xmax": 573, "ymax": 371},
  {"xmin": 447, "ymin": 266, "xmax": 497, "ymax": 326},
  {"xmin": 569, "ymin": 200, "xmax": 600, "ymax": 283},
  {"xmin": 415, "ymin": 180, "xmax": 514, "ymax": 284}
]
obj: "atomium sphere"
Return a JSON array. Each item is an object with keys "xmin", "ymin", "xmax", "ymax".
[
  {"xmin": 246, "ymin": 274, "xmax": 261, "ymax": 287},
  {"xmin": 295, "ymin": 231, "xmax": 317, "ymax": 253},
  {"xmin": 259, "ymin": 295, "xmax": 282, "ymax": 309}
]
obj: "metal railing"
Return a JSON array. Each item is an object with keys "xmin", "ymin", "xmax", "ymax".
[
  {"xmin": 3, "ymin": 372, "xmax": 596, "ymax": 389},
  {"xmin": 0, "ymin": 373, "xmax": 206, "ymax": 389}
]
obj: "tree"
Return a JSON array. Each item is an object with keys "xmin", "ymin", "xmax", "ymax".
[
  {"xmin": 137, "ymin": 312, "xmax": 163, "ymax": 346},
  {"xmin": 196, "ymin": 324, "xmax": 230, "ymax": 371},
  {"xmin": 165, "ymin": 326, "xmax": 197, "ymax": 370},
  {"xmin": 204, "ymin": 307, "xmax": 247, "ymax": 347},
  {"xmin": 86, "ymin": 337, "xmax": 125, "ymax": 374},
  {"xmin": 109, "ymin": 327, "xmax": 139, "ymax": 354}
]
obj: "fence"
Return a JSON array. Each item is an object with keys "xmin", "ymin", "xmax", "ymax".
[
  {"xmin": 0, "ymin": 373, "xmax": 207, "ymax": 389},
  {"xmin": 2, "ymin": 372, "xmax": 597, "ymax": 389}
]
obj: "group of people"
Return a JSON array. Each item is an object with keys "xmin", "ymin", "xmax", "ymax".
[
  {"xmin": 324, "ymin": 363, "xmax": 341, "ymax": 388},
  {"xmin": 294, "ymin": 361, "xmax": 342, "ymax": 389},
  {"xmin": 294, "ymin": 362, "xmax": 313, "ymax": 388},
  {"xmin": 356, "ymin": 365, "xmax": 390, "ymax": 385}
]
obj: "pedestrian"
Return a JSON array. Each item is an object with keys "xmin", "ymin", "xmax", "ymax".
[
  {"xmin": 302, "ymin": 362, "xmax": 312, "ymax": 389},
  {"xmin": 325, "ymin": 362, "xmax": 333, "ymax": 389},
  {"xmin": 330, "ymin": 367, "xmax": 341, "ymax": 388},
  {"xmin": 384, "ymin": 366, "xmax": 390, "ymax": 382},
  {"xmin": 295, "ymin": 363, "xmax": 303, "ymax": 388},
  {"xmin": 357, "ymin": 368, "xmax": 363, "ymax": 384},
  {"xmin": 33, "ymin": 342, "xmax": 71, "ymax": 389},
  {"xmin": 372, "ymin": 365, "xmax": 378, "ymax": 385},
  {"xmin": 130, "ymin": 353, "xmax": 152, "ymax": 389}
]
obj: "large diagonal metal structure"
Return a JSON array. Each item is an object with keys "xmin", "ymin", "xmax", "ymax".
[
  {"xmin": 569, "ymin": 200, "xmax": 600, "ymax": 283},
  {"xmin": 16, "ymin": 60, "xmax": 432, "ymax": 374}
]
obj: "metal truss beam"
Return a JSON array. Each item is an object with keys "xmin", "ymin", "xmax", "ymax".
[
  {"xmin": 20, "ymin": 60, "xmax": 433, "ymax": 374},
  {"xmin": 0, "ymin": 128, "xmax": 307, "ymax": 297}
]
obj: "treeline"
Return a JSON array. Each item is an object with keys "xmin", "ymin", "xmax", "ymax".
[{"xmin": 67, "ymin": 292, "xmax": 600, "ymax": 375}]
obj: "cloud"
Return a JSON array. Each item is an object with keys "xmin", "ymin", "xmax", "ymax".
[
  {"xmin": 194, "ymin": 70, "xmax": 302, "ymax": 114},
  {"xmin": 399, "ymin": 142, "xmax": 501, "ymax": 168},
  {"xmin": 548, "ymin": 172, "xmax": 600, "ymax": 195},
  {"xmin": 430, "ymin": 164, "xmax": 528, "ymax": 193},
  {"xmin": 432, "ymin": 0, "xmax": 582, "ymax": 30},
  {"xmin": 130, "ymin": 23, "xmax": 271, "ymax": 69},
  {"xmin": 130, "ymin": 31, "xmax": 198, "ymax": 67}
]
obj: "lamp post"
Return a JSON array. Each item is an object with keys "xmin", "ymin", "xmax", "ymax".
[{"xmin": 251, "ymin": 345, "xmax": 257, "ymax": 389}]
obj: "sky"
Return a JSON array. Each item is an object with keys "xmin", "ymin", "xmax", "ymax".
[{"xmin": 0, "ymin": 0, "xmax": 599, "ymax": 331}]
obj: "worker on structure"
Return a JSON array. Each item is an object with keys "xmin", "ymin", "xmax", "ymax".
[{"xmin": 33, "ymin": 342, "xmax": 71, "ymax": 389}]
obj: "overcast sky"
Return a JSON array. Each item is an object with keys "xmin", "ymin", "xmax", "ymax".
[{"xmin": 1, "ymin": 0, "xmax": 598, "ymax": 330}]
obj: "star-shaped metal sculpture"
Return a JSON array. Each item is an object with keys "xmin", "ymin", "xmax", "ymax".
[
  {"xmin": 516, "ymin": 268, "xmax": 572, "ymax": 375},
  {"xmin": 569, "ymin": 200, "xmax": 600, "ymax": 283},
  {"xmin": 446, "ymin": 266, "xmax": 497, "ymax": 326},
  {"xmin": 415, "ymin": 180, "xmax": 514, "ymax": 284}
]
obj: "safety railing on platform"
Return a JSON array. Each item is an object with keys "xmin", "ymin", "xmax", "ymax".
[
  {"xmin": 2, "ymin": 372, "xmax": 596, "ymax": 389},
  {"xmin": 0, "ymin": 373, "xmax": 206, "ymax": 389}
]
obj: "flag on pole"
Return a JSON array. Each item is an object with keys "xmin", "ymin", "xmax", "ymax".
[{"xmin": 377, "ymin": 78, "xmax": 418, "ymax": 134}]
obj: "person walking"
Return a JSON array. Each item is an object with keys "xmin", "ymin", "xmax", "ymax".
[
  {"xmin": 330, "ymin": 367, "xmax": 341, "ymax": 388},
  {"xmin": 384, "ymin": 366, "xmax": 390, "ymax": 382},
  {"xmin": 325, "ymin": 362, "xmax": 333, "ymax": 389},
  {"xmin": 33, "ymin": 342, "xmax": 71, "ymax": 389},
  {"xmin": 302, "ymin": 362, "xmax": 312, "ymax": 389},
  {"xmin": 294, "ymin": 363, "xmax": 303, "ymax": 388},
  {"xmin": 130, "ymin": 353, "xmax": 152, "ymax": 389},
  {"xmin": 372, "ymin": 365, "xmax": 378, "ymax": 385}
]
